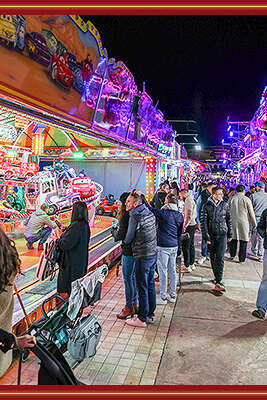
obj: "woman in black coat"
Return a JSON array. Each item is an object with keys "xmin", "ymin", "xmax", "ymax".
[{"xmin": 57, "ymin": 201, "xmax": 91, "ymax": 295}]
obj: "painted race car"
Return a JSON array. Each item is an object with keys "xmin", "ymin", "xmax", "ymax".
[
  {"xmin": 70, "ymin": 177, "xmax": 97, "ymax": 199},
  {"xmin": 0, "ymin": 15, "xmax": 16, "ymax": 47},
  {"xmin": 25, "ymin": 32, "xmax": 52, "ymax": 67},
  {"xmin": 66, "ymin": 52, "xmax": 84, "ymax": 93},
  {"xmin": 50, "ymin": 52, "xmax": 73, "ymax": 89}
]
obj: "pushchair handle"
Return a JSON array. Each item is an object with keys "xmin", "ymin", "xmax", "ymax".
[{"xmin": 41, "ymin": 294, "xmax": 67, "ymax": 320}]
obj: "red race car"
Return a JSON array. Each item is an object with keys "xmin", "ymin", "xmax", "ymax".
[
  {"xmin": 97, "ymin": 195, "xmax": 119, "ymax": 217},
  {"xmin": 70, "ymin": 177, "xmax": 97, "ymax": 198},
  {"xmin": 50, "ymin": 53, "xmax": 73, "ymax": 89}
]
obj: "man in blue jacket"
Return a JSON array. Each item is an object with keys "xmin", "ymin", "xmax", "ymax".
[{"xmin": 124, "ymin": 191, "xmax": 157, "ymax": 327}]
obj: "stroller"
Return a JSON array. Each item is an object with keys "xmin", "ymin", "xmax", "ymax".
[{"xmin": 18, "ymin": 265, "xmax": 109, "ymax": 385}]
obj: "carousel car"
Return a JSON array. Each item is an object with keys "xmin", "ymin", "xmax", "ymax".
[
  {"xmin": 0, "ymin": 158, "xmax": 39, "ymax": 179},
  {"xmin": 97, "ymin": 195, "xmax": 119, "ymax": 217},
  {"xmin": 50, "ymin": 53, "xmax": 73, "ymax": 88},
  {"xmin": 0, "ymin": 200, "xmax": 20, "ymax": 220},
  {"xmin": 70, "ymin": 177, "xmax": 97, "ymax": 198}
]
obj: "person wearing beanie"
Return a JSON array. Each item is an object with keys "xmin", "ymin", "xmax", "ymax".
[{"xmin": 111, "ymin": 192, "xmax": 138, "ymax": 319}]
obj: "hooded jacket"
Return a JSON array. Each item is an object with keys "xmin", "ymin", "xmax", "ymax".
[
  {"xmin": 24, "ymin": 209, "xmax": 57, "ymax": 238},
  {"xmin": 145, "ymin": 202, "xmax": 183, "ymax": 248},
  {"xmin": 124, "ymin": 203, "xmax": 157, "ymax": 259},
  {"xmin": 200, "ymin": 197, "xmax": 232, "ymax": 242}
]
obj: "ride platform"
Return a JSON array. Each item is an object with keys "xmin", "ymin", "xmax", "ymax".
[{"xmin": 10, "ymin": 215, "xmax": 121, "ymax": 336}]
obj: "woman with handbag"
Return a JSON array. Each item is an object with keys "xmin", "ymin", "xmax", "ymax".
[
  {"xmin": 57, "ymin": 201, "xmax": 91, "ymax": 296},
  {"xmin": 0, "ymin": 227, "xmax": 35, "ymax": 377}
]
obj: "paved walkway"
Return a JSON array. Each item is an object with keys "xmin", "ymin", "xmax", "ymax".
[{"xmin": 0, "ymin": 236, "xmax": 264, "ymax": 385}]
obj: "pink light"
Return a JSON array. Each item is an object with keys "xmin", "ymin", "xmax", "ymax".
[{"xmin": 222, "ymin": 153, "xmax": 226, "ymax": 158}]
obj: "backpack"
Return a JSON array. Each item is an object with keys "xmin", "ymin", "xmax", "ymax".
[
  {"xmin": 67, "ymin": 314, "xmax": 102, "ymax": 362},
  {"xmin": 36, "ymin": 238, "xmax": 63, "ymax": 281}
]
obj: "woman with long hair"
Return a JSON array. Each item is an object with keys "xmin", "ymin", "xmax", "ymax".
[
  {"xmin": 57, "ymin": 201, "xmax": 91, "ymax": 295},
  {"xmin": 111, "ymin": 192, "xmax": 138, "ymax": 319}
]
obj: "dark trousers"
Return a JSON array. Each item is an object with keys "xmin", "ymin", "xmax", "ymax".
[
  {"xmin": 208, "ymin": 235, "xmax": 227, "ymax": 284},
  {"xmin": 135, "ymin": 254, "xmax": 157, "ymax": 322},
  {"xmin": 182, "ymin": 224, "xmax": 197, "ymax": 267},
  {"xmin": 229, "ymin": 239, "xmax": 247, "ymax": 262}
]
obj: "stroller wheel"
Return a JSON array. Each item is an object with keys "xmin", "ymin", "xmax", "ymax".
[{"xmin": 22, "ymin": 349, "xmax": 30, "ymax": 363}]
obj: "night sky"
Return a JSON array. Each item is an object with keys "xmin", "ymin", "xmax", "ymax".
[{"xmin": 83, "ymin": 15, "xmax": 267, "ymax": 147}]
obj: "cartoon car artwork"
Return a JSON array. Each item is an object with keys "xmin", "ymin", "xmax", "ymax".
[
  {"xmin": 25, "ymin": 32, "xmax": 52, "ymax": 67},
  {"xmin": 81, "ymin": 54, "xmax": 94, "ymax": 81},
  {"xmin": 0, "ymin": 15, "xmax": 16, "ymax": 48},
  {"xmin": 70, "ymin": 177, "xmax": 97, "ymax": 199},
  {"xmin": 41, "ymin": 28, "xmax": 58, "ymax": 54},
  {"xmin": 0, "ymin": 158, "xmax": 39, "ymax": 180},
  {"xmin": 49, "ymin": 52, "xmax": 73, "ymax": 89},
  {"xmin": 0, "ymin": 200, "xmax": 20, "ymax": 221},
  {"xmin": 66, "ymin": 52, "xmax": 84, "ymax": 93},
  {"xmin": 15, "ymin": 19, "xmax": 26, "ymax": 51}
]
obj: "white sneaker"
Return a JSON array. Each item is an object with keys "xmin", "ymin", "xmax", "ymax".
[
  {"xmin": 180, "ymin": 265, "xmax": 192, "ymax": 273},
  {"xmin": 157, "ymin": 296, "xmax": 167, "ymax": 305},
  {"xmin": 197, "ymin": 256, "xmax": 206, "ymax": 265},
  {"xmin": 190, "ymin": 264, "xmax": 196, "ymax": 270},
  {"xmin": 166, "ymin": 293, "xmax": 176, "ymax": 303}
]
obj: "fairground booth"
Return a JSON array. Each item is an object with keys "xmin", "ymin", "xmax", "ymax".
[{"xmin": 0, "ymin": 15, "xmax": 176, "ymax": 335}]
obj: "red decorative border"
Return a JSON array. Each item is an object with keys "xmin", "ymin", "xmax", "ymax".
[{"xmin": 0, "ymin": 1, "xmax": 266, "ymax": 398}]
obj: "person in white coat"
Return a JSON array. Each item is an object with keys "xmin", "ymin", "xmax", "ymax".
[{"xmin": 228, "ymin": 184, "xmax": 257, "ymax": 263}]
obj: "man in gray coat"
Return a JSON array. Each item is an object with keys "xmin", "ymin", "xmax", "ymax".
[
  {"xmin": 251, "ymin": 182, "xmax": 267, "ymax": 261},
  {"xmin": 229, "ymin": 184, "xmax": 257, "ymax": 263}
]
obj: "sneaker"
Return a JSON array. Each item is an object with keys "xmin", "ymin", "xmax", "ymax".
[
  {"xmin": 147, "ymin": 316, "xmax": 154, "ymax": 324},
  {"xmin": 251, "ymin": 249, "xmax": 257, "ymax": 256},
  {"xmin": 214, "ymin": 282, "xmax": 226, "ymax": 292},
  {"xmin": 26, "ymin": 242, "xmax": 34, "ymax": 250},
  {"xmin": 197, "ymin": 256, "xmax": 206, "ymax": 265},
  {"xmin": 206, "ymin": 255, "xmax": 210, "ymax": 261},
  {"xmin": 258, "ymin": 257, "xmax": 263, "ymax": 262},
  {"xmin": 166, "ymin": 293, "xmax": 176, "ymax": 303},
  {"xmin": 126, "ymin": 316, "xmax": 147, "ymax": 328},
  {"xmin": 157, "ymin": 296, "xmax": 167, "ymax": 305},
  {"xmin": 180, "ymin": 266, "xmax": 192, "ymax": 273},
  {"xmin": 229, "ymin": 256, "xmax": 235, "ymax": 261},
  {"xmin": 252, "ymin": 309, "xmax": 265, "ymax": 320},
  {"xmin": 190, "ymin": 264, "xmax": 196, "ymax": 270}
]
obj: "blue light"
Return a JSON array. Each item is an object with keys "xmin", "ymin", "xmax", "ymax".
[
  {"xmin": 227, "ymin": 125, "xmax": 231, "ymax": 131},
  {"xmin": 229, "ymin": 131, "xmax": 233, "ymax": 137}
]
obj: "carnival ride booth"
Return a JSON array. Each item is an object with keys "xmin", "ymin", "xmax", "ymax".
[{"xmin": 0, "ymin": 15, "xmax": 176, "ymax": 354}]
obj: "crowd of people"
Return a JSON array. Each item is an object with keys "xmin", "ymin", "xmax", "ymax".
[
  {"xmin": 111, "ymin": 179, "xmax": 267, "ymax": 327},
  {"xmin": 0, "ymin": 179, "xmax": 266, "ymax": 378}
]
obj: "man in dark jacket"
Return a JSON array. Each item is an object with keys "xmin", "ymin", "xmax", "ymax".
[
  {"xmin": 111, "ymin": 192, "xmax": 138, "ymax": 319},
  {"xmin": 124, "ymin": 192, "xmax": 157, "ymax": 327},
  {"xmin": 196, "ymin": 182, "xmax": 216, "ymax": 265},
  {"xmin": 252, "ymin": 208, "xmax": 267, "ymax": 319},
  {"xmin": 145, "ymin": 193, "xmax": 183, "ymax": 304},
  {"xmin": 200, "ymin": 186, "xmax": 232, "ymax": 292}
]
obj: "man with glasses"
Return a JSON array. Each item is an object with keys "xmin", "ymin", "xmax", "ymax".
[{"xmin": 200, "ymin": 187, "xmax": 232, "ymax": 292}]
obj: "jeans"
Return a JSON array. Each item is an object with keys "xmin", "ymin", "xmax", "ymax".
[
  {"xmin": 122, "ymin": 255, "xmax": 138, "ymax": 308},
  {"xmin": 229, "ymin": 239, "xmax": 248, "ymax": 262},
  {"xmin": 25, "ymin": 226, "xmax": 52, "ymax": 245},
  {"xmin": 201, "ymin": 237, "xmax": 208, "ymax": 258},
  {"xmin": 208, "ymin": 235, "xmax": 227, "ymax": 284},
  {"xmin": 251, "ymin": 223, "xmax": 264, "ymax": 258},
  {"xmin": 182, "ymin": 225, "xmax": 197, "ymax": 267},
  {"xmin": 135, "ymin": 254, "xmax": 157, "ymax": 322},
  {"xmin": 256, "ymin": 250, "xmax": 267, "ymax": 313},
  {"xmin": 157, "ymin": 246, "xmax": 178, "ymax": 299}
]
